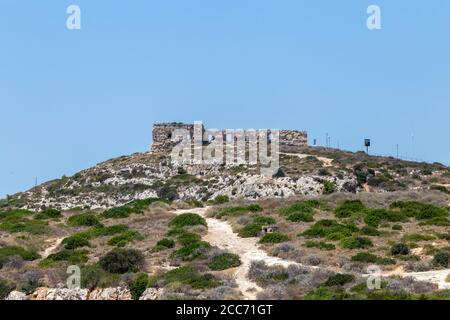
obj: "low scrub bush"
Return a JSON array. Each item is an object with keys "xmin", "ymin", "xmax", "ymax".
[
  {"xmin": 351, "ymin": 252, "xmax": 395, "ymax": 265},
  {"xmin": 340, "ymin": 236, "xmax": 373, "ymax": 249},
  {"xmin": 34, "ymin": 208, "xmax": 61, "ymax": 220},
  {"xmin": 0, "ymin": 246, "xmax": 40, "ymax": 267},
  {"xmin": 323, "ymin": 273, "xmax": 355, "ymax": 287},
  {"xmin": 171, "ymin": 241, "xmax": 211, "ymax": 261},
  {"xmin": 154, "ymin": 238, "xmax": 175, "ymax": 251},
  {"xmin": 390, "ymin": 243, "xmax": 410, "ymax": 255},
  {"xmin": 103, "ymin": 198, "xmax": 169, "ymax": 219},
  {"xmin": 390, "ymin": 201, "xmax": 448, "ymax": 220},
  {"xmin": 364, "ymin": 209, "xmax": 407, "ymax": 226},
  {"xmin": 0, "ymin": 278, "xmax": 14, "ymax": 299},
  {"xmin": 259, "ymin": 232, "xmax": 289, "ymax": 244},
  {"xmin": 68, "ymin": 213, "xmax": 102, "ymax": 227},
  {"xmin": 107, "ymin": 231, "xmax": 143, "ymax": 247},
  {"xmin": 253, "ymin": 216, "xmax": 276, "ymax": 225},
  {"xmin": 279, "ymin": 201, "xmax": 319, "ymax": 222},
  {"xmin": 129, "ymin": 273, "xmax": 150, "ymax": 300},
  {"xmin": 335, "ymin": 200, "xmax": 365, "ymax": 218},
  {"xmin": 81, "ymin": 264, "xmax": 120, "ymax": 289},
  {"xmin": 238, "ymin": 223, "xmax": 263, "ymax": 238},
  {"xmin": 402, "ymin": 234, "xmax": 436, "ymax": 242},
  {"xmin": 40, "ymin": 249, "xmax": 88, "ymax": 267},
  {"xmin": 99, "ymin": 248, "xmax": 145, "ymax": 273},
  {"xmin": 300, "ymin": 219, "xmax": 358, "ymax": 240},
  {"xmin": 305, "ymin": 240, "xmax": 336, "ymax": 251},
  {"xmin": 169, "ymin": 213, "xmax": 206, "ymax": 228},
  {"xmin": 433, "ymin": 251, "xmax": 450, "ymax": 267},
  {"xmin": 208, "ymin": 253, "xmax": 241, "ymax": 270},
  {"xmin": 163, "ymin": 266, "xmax": 218, "ymax": 289},
  {"xmin": 215, "ymin": 204, "xmax": 262, "ymax": 218},
  {"xmin": 62, "ymin": 234, "xmax": 91, "ymax": 249},
  {"xmin": 209, "ymin": 195, "xmax": 229, "ymax": 205},
  {"xmin": 360, "ymin": 225, "xmax": 380, "ymax": 236}
]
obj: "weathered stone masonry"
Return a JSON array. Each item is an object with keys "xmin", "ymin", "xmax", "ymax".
[{"xmin": 151, "ymin": 122, "xmax": 308, "ymax": 153}]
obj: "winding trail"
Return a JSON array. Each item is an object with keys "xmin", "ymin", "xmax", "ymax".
[
  {"xmin": 173, "ymin": 207, "xmax": 302, "ymax": 299},
  {"xmin": 41, "ymin": 237, "xmax": 64, "ymax": 258},
  {"xmin": 173, "ymin": 207, "xmax": 450, "ymax": 298}
]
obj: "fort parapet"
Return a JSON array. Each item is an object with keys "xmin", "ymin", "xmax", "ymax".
[{"xmin": 151, "ymin": 122, "xmax": 307, "ymax": 153}]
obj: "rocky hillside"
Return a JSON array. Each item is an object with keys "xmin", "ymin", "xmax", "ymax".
[{"xmin": 1, "ymin": 146, "xmax": 449, "ymax": 212}]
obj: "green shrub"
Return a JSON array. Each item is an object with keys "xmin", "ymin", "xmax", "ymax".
[
  {"xmin": 80, "ymin": 264, "xmax": 120, "ymax": 289},
  {"xmin": 99, "ymin": 249, "xmax": 144, "ymax": 273},
  {"xmin": 420, "ymin": 217, "xmax": 450, "ymax": 227},
  {"xmin": 390, "ymin": 201, "xmax": 448, "ymax": 220},
  {"xmin": 40, "ymin": 249, "xmax": 88, "ymax": 267},
  {"xmin": 68, "ymin": 213, "xmax": 102, "ymax": 227},
  {"xmin": 364, "ymin": 209, "xmax": 407, "ymax": 226},
  {"xmin": 335, "ymin": 200, "xmax": 365, "ymax": 218},
  {"xmin": 286, "ymin": 212, "xmax": 314, "ymax": 222},
  {"xmin": 238, "ymin": 223, "xmax": 263, "ymax": 238},
  {"xmin": 340, "ymin": 236, "xmax": 373, "ymax": 249},
  {"xmin": 214, "ymin": 204, "xmax": 262, "ymax": 219},
  {"xmin": 169, "ymin": 213, "xmax": 206, "ymax": 228},
  {"xmin": 34, "ymin": 208, "xmax": 61, "ymax": 220},
  {"xmin": 300, "ymin": 219, "xmax": 358, "ymax": 240},
  {"xmin": 351, "ymin": 252, "xmax": 395, "ymax": 265},
  {"xmin": 0, "ymin": 278, "xmax": 14, "ymax": 299},
  {"xmin": 402, "ymin": 234, "xmax": 436, "ymax": 242},
  {"xmin": 0, "ymin": 219, "xmax": 49, "ymax": 235},
  {"xmin": 360, "ymin": 226, "xmax": 380, "ymax": 236},
  {"xmin": 259, "ymin": 232, "xmax": 289, "ymax": 244},
  {"xmin": 433, "ymin": 251, "xmax": 450, "ymax": 267},
  {"xmin": 323, "ymin": 274, "xmax": 355, "ymax": 287},
  {"xmin": 253, "ymin": 216, "xmax": 276, "ymax": 225},
  {"xmin": 129, "ymin": 273, "xmax": 149, "ymax": 300},
  {"xmin": 305, "ymin": 240, "xmax": 336, "ymax": 251},
  {"xmin": 107, "ymin": 231, "xmax": 143, "ymax": 247},
  {"xmin": 0, "ymin": 246, "xmax": 40, "ymax": 266},
  {"xmin": 208, "ymin": 253, "xmax": 241, "ymax": 270},
  {"xmin": 279, "ymin": 201, "xmax": 319, "ymax": 222},
  {"xmin": 392, "ymin": 224, "xmax": 403, "ymax": 230},
  {"xmin": 163, "ymin": 266, "xmax": 218, "ymax": 289},
  {"xmin": 304, "ymin": 286, "xmax": 349, "ymax": 300},
  {"xmin": 102, "ymin": 198, "xmax": 169, "ymax": 219},
  {"xmin": 62, "ymin": 234, "xmax": 91, "ymax": 249},
  {"xmin": 209, "ymin": 195, "xmax": 229, "ymax": 205},
  {"xmin": 390, "ymin": 243, "xmax": 410, "ymax": 255},
  {"xmin": 156, "ymin": 238, "xmax": 175, "ymax": 249},
  {"xmin": 171, "ymin": 241, "xmax": 211, "ymax": 261},
  {"xmin": 176, "ymin": 232, "xmax": 202, "ymax": 246},
  {"xmin": 322, "ymin": 180, "xmax": 337, "ymax": 194}
]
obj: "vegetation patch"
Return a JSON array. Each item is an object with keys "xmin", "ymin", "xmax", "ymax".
[
  {"xmin": 340, "ymin": 236, "xmax": 373, "ymax": 249},
  {"xmin": 62, "ymin": 234, "xmax": 91, "ymax": 249},
  {"xmin": 0, "ymin": 246, "xmax": 40, "ymax": 267},
  {"xmin": 300, "ymin": 219, "xmax": 358, "ymax": 240},
  {"xmin": 259, "ymin": 232, "xmax": 289, "ymax": 244},
  {"xmin": 323, "ymin": 273, "xmax": 355, "ymax": 287},
  {"xmin": 171, "ymin": 241, "xmax": 211, "ymax": 261},
  {"xmin": 99, "ymin": 248, "xmax": 145, "ymax": 273},
  {"xmin": 279, "ymin": 200, "xmax": 320, "ymax": 222},
  {"xmin": 103, "ymin": 197, "xmax": 169, "ymax": 219},
  {"xmin": 305, "ymin": 240, "xmax": 336, "ymax": 251},
  {"xmin": 433, "ymin": 251, "xmax": 450, "ymax": 267},
  {"xmin": 335, "ymin": 200, "xmax": 365, "ymax": 218},
  {"xmin": 402, "ymin": 234, "xmax": 436, "ymax": 242},
  {"xmin": 351, "ymin": 252, "xmax": 395, "ymax": 265},
  {"xmin": 169, "ymin": 213, "xmax": 206, "ymax": 228},
  {"xmin": 364, "ymin": 209, "xmax": 407, "ymax": 226},
  {"xmin": 68, "ymin": 212, "xmax": 102, "ymax": 227},
  {"xmin": 154, "ymin": 238, "xmax": 175, "ymax": 251},
  {"xmin": 107, "ymin": 231, "xmax": 143, "ymax": 247},
  {"xmin": 0, "ymin": 210, "xmax": 49, "ymax": 234},
  {"xmin": 390, "ymin": 201, "xmax": 448, "ymax": 220},
  {"xmin": 253, "ymin": 216, "xmax": 276, "ymax": 225},
  {"xmin": 390, "ymin": 243, "xmax": 410, "ymax": 255},
  {"xmin": 163, "ymin": 266, "xmax": 218, "ymax": 289},
  {"xmin": 214, "ymin": 204, "xmax": 262, "ymax": 219},
  {"xmin": 238, "ymin": 223, "xmax": 263, "ymax": 238},
  {"xmin": 34, "ymin": 208, "xmax": 61, "ymax": 220},
  {"xmin": 40, "ymin": 249, "xmax": 89, "ymax": 267},
  {"xmin": 208, "ymin": 253, "xmax": 241, "ymax": 270}
]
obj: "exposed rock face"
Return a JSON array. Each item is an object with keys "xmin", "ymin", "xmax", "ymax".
[
  {"xmin": 139, "ymin": 288, "xmax": 165, "ymax": 300},
  {"xmin": 89, "ymin": 287, "xmax": 132, "ymax": 300},
  {"xmin": 5, "ymin": 287, "xmax": 132, "ymax": 300},
  {"xmin": 5, "ymin": 291, "xmax": 28, "ymax": 300}
]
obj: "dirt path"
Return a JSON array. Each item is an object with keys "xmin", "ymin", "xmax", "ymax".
[
  {"xmin": 280, "ymin": 153, "xmax": 334, "ymax": 167},
  {"xmin": 381, "ymin": 265, "xmax": 450, "ymax": 290},
  {"xmin": 173, "ymin": 207, "xmax": 302, "ymax": 299},
  {"xmin": 41, "ymin": 237, "xmax": 64, "ymax": 258}
]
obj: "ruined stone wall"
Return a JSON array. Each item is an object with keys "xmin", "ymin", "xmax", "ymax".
[
  {"xmin": 151, "ymin": 123, "xmax": 308, "ymax": 153},
  {"xmin": 279, "ymin": 130, "xmax": 308, "ymax": 147},
  {"xmin": 151, "ymin": 123, "xmax": 195, "ymax": 152}
]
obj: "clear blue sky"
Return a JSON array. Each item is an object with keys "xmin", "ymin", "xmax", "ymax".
[{"xmin": 1, "ymin": 0, "xmax": 450, "ymax": 198}]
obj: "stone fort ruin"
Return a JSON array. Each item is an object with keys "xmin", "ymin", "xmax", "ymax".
[{"xmin": 151, "ymin": 122, "xmax": 308, "ymax": 153}]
